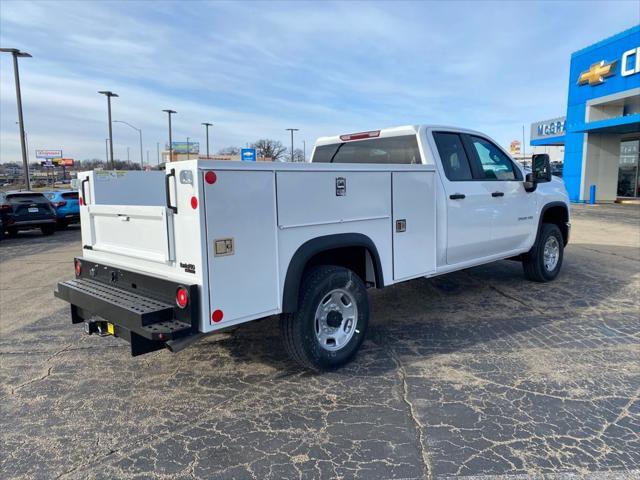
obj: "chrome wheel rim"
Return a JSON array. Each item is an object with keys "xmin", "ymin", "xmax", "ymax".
[
  {"xmin": 314, "ymin": 288, "xmax": 357, "ymax": 351},
  {"xmin": 543, "ymin": 236, "xmax": 560, "ymax": 272}
]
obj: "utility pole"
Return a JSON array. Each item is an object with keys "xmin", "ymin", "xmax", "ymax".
[
  {"xmin": 202, "ymin": 122, "xmax": 212, "ymax": 159},
  {"xmin": 285, "ymin": 128, "xmax": 299, "ymax": 162},
  {"xmin": 98, "ymin": 91, "xmax": 118, "ymax": 169},
  {"xmin": 156, "ymin": 142, "xmax": 160, "ymax": 165},
  {"xmin": 303, "ymin": 140, "xmax": 306, "ymax": 162},
  {"xmin": 105, "ymin": 139, "xmax": 109, "ymax": 164},
  {"xmin": 113, "ymin": 120, "xmax": 143, "ymax": 169},
  {"xmin": 186, "ymin": 137, "xmax": 190, "ymax": 160},
  {"xmin": 163, "ymin": 110, "xmax": 176, "ymax": 162},
  {"xmin": 1, "ymin": 48, "xmax": 32, "ymax": 189}
]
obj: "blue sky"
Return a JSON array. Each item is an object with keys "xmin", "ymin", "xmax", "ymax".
[{"xmin": 0, "ymin": 0, "xmax": 638, "ymax": 163}]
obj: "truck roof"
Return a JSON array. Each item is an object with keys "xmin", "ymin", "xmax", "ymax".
[{"xmin": 314, "ymin": 124, "xmax": 481, "ymax": 147}]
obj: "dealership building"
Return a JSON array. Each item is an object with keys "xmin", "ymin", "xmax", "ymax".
[{"xmin": 531, "ymin": 26, "xmax": 639, "ymax": 202}]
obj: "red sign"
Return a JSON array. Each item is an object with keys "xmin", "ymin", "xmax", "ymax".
[{"xmin": 62, "ymin": 158, "xmax": 74, "ymax": 167}]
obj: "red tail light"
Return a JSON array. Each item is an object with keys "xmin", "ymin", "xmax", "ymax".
[
  {"xmin": 74, "ymin": 259, "xmax": 82, "ymax": 277},
  {"xmin": 0, "ymin": 204, "xmax": 11, "ymax": 213},
  {"xmin": 176, "ymin": 287, "xmax": 189, "ymax": 309}
]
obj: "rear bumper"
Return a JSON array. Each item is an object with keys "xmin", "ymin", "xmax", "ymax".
[
  {"xmin": 11, "ymin": 218, "xmax": 56, "ymax": 228},
  {"xmin": 54, "ymin": 259, "xmax": 199, "ymax": 356}
]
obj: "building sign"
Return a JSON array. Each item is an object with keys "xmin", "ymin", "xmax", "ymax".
[
  {"xmin": 36, "ymin": 149, "xmax": 63, "ymax": 159},
  {"xmin": 168, "ymin": 142, "xmax": 199, "ymax": 154},
  {"xmin": 509, "ymin": 140, "xmax": 521, "ymax": 155},
  {"xmin": 530, "ymin": 116, "xmax": 566, "ymax": 141},
  {"xmin": 577, "ymin": 46, "xmax": 639, "ymax": 86},
  {"xmin": 61, "ymin": 158, "xmax": 74, "ymax": 167},
  {"xmin": 241, "ymin": 148, "xmax": 256, "ymax": 162}
]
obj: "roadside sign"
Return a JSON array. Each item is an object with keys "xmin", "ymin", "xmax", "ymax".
[
  {"xmin": 36, "ymin": 149, "xmax": 63, "ymax": 159},
  {"xmin": 62, "ymin": 158, "xmax": 74, "ymax": 167},
  {"xmin": 241, "ymin": 148, "xmax": 256, "ymax": 162}
]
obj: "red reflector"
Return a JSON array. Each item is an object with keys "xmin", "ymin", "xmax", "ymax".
[
  {"xmin": 190, "ymin": 196, "xmax": 198, "ymax": 209},
  {"xmin": 339, "ymin": 130, "xmax": 380, "ymax": 141},
  {"xmin": 211, "ymin": 310, "xmax": 224, "ymax": 323},
  {"xmin": 79, "ymin": 197, "xmax": 84, "ymax": 206},
  {"xmin": 176, "ymin": 287, "xmax": 189, "ymax": 309},
  {"xmin": 205, "ymin": 171, "xmax": 217, "ymax": 184},
  {"xmin": 74, "ymin": 259, "xmax": 82, "ymax": 277}
]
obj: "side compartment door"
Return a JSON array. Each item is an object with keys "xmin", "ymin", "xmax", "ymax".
[
  {"xmin": 432, "ymin": 132, "xmax": 495, "ymax": 265},
  {"xmin": 392, "ymin": 171, "xmax": 436, "ymax": 281},
  {"xmin": 203, "ymin": 169, "xmax": 280, "ymax": 328}
]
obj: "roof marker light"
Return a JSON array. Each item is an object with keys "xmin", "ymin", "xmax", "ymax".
[{"xmin": 339, "ymin": 130, "xmax": 380, "ymax": 141}]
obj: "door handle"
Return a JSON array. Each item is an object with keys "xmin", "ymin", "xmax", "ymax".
[
  {"xmin": 491, "ymin": 191, "xmax": 504, "ymax": 197},
  {"xmin": 449, "ymin": 193, "xmax": 465, "ymax": 200},
  {"xmin": 165, "ymin": 168, "xmax": 178, "ymax": 213}
]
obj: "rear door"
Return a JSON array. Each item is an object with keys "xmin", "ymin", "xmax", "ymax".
[
  {"xmin": 7, "ymin": 193, "xmax": 55, "ymax": 222},
  {"xmin": 432, "ymin": 132, "xmax": 495, "ymax": 265}
]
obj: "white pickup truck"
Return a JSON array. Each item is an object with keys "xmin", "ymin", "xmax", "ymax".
[{"xmin": 55, "ymin": 125, "xmax": 570, "ymax": 370}]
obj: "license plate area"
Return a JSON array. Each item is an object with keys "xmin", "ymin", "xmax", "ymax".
[{"xmin": 28, "ymin": 207, "xmax": 38, "ymax": 213}]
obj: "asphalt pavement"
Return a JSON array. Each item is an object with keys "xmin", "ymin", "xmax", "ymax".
[{"xmin": 1, "ymin": 204, "xmax": 639, "ymax": 479}]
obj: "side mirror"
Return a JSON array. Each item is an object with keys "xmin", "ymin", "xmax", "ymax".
[{"xmin": 532, "ymin": 153, "xmax": 552, "ymax": 183}]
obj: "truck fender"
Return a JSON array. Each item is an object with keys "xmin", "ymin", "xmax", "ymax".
[
  {"xmin": 282, "ymin": 233, "xmax": 384, "ymax": 313},
  {"xmin": 536, "ymin": 201, "xmax": 570, "ymax": 247}
]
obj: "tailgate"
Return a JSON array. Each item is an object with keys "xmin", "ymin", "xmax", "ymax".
[{"xmin": 83, "ymin": 204, "xmax": 175, "ymax": 264}]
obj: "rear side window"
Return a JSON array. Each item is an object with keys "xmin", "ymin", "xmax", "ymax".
[
  {"xmin": 7, "ymin": 193, "xmax": 49, "ymax": 204},
  {"xmin": 469, "ymin": 136, "xmax": 518, "ymax": 181},
  {"xmin": 62, "ymin": 192, "xmax": 79, "ymax": 199},
  {"xmin": 313, "ymin": 135, "xmax": 421, "ymax": 164},
  {"xmin": 433, "ymin": 132, "xmax": 473, "ymax": 181}
]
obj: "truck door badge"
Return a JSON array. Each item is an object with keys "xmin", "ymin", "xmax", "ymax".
[{"xmin": 336, "ymin": 177, "xmax": 346, "ymax": 196}]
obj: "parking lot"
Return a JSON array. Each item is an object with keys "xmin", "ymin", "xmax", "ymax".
[{"xmin": 1, "ymin": 203, "xmax": 638, "ymax": 479}]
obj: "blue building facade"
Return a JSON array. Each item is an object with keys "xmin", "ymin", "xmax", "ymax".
[{"xmin": 532, "ymin": 26, "xmax": 640, "ymax": 202}]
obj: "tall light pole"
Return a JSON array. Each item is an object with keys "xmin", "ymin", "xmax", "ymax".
[
  {"xmin": 286, "ymin": 128, "xmax": 299, "ymax": 162},
  {"xmin": 156, "ymin": 142, "xmax": 160, "ymax": 165},
  {"xmin": 202, "ymin": 122, "xmax": 212, "ymax": 159},
  {"xmin": 162, "ymin": 109, "xmax": 176, "ymax": 162},
  {"xmin": 1, "ymin": 48, "xmax": 32, "ymax": 189},
  {"xmin": 186, "ymin": 136, "xmax": 190, "ymax": 160},
  {"xmin": 303, "ymin": 140, "xmax": 306, "ymax": 162},
  {"xmin": 98, "ymin": 91, "xmax": 118, "ymax": 169},
  {"xmin": 113, "ymin": 120, "xmax": 143, "ymax": 169},
  {"xmin": 105, "ymin": 138, "xmax": 109, "ymax": 164}
]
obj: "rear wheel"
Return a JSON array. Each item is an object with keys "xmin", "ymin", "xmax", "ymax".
[
  {"xmin": 280, "ymin": 265, "xmax": 369, "ymax": 371},
  {"xmin": 41, "ymin": 224, "xmax": 55, "ymax": 236},
  {"xmin": 7, "ymin": 228, "xmax": 18, "ymax": 238},
  {"xmin": 523, "ymin": 223, "xmax": 564, "ymax": 282}
]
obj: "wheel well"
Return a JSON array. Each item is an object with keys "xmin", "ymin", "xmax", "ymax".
[
  {"xmin": 282, "ymin": 234, "xmax": 383, "ymax": 313},
  {"xmin": 541, "ymin": 205, "xmax": 569, "ymax": 245}
]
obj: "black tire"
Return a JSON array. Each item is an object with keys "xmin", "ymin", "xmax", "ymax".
[
  {"xmin": 57, "ymin": 221, "xmax": 68, "ymax": 230},
  {"xmin": 7, "ymin": 228, "xmax": 18, "ymax": 238},
  {"xmin": 523, "ymin": 223, "xmax": 564, "ymax": 282},
  {"xmin": 41, "ymin": 224, "xmax": 55, "ymax": 236},
  {"xmin": 280, "ymin": 265, "xmax": 369, "ymax": 371}
]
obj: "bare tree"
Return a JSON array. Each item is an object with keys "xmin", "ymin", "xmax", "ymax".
[
  {"xmin": 287, "ymin": 148, "xmax": 305, "ymax": 162},
  {"xmin": 251, "ymin": 139, "xmax": 287, "ymax": 162},
  {"xmin": 217, "ymin": 146, "xmax": 240, "ymax": 156}
]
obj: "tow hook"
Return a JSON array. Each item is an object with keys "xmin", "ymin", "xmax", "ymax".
[{"xmin": 84, "ymin": 321, "xmax": 108, "ymax": 336}]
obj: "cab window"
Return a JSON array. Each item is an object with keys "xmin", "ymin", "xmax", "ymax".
[
  {"xmin": 433, "ymin": 132, "xmax": 473, "ymax": 181},
  {"xmin": 468, "ymin": 136, "xmax": 520, "ymax": 181},
  {"xmin": 312, "ymin": 135, "xmax": 421, "ymax": 164}
]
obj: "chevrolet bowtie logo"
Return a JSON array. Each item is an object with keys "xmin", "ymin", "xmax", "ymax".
[{"xmin": 577, "ymin": 60, "xmax": 617, "ymax": 86}]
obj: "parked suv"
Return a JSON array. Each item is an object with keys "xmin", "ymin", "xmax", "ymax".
[
  {"xmin": 45, "ymin": 190, "xmax": 80, "ymax": 228},
  {"xmin": 0, "ymin": 191, "xmax": 57, "ymax": 236}
]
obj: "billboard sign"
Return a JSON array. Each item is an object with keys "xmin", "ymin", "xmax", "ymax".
[
  {"xmin": 36, "ymin": 149, "xmax": 63, "ymax": 159},
  {"xmin": 61, "ymin": 158, "xmax": 74, "ymax": 167},
  {"xmin": 241, "ymin": 148, "xmax": 257, "ymax": 162},
  {"xmin": 168, "ymin": 142, "xmax": 199, "ymax": 154},
  {"xmin": 509, "ymin": 140, "xmax": 521, "ymax": 155}
]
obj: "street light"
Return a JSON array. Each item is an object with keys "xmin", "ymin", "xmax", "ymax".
[
  {"xmin": 286, "ymin": 128, "xmax": 299, "ymax": 162},
  {"xmin": 113, "ymin": 120, "xmax": 143, "ymax": 169},
  {"xmin": 202, "ymin": 122, "xmax": 212, "ymax": 159},
  {"xmin": 162, "ymin": 109, "xmax": 176, "ymax": 162},
  {"xmin": 98, "ymin": 90, "xmax": 118, "ymax": 169},
  {"xmin": 105, "ymin": 138, "xmax": 109, "ymax": 164},
  {"xmin": 1, "ymin": 48, "xmax": 32, "ymax": 189}
]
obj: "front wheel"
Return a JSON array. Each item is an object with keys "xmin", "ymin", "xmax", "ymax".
[
  {"xmin": 280, "ymin": 265, "xmax": 369, "ymax": 371},
  {"xmin": 523, "ymin": 223, "xmax": 564, "ymax": 282}
]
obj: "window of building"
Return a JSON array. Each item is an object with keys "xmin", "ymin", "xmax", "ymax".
[{"xmin": 433, "ymin": 132, "xmax": 473, "ymax": 181}]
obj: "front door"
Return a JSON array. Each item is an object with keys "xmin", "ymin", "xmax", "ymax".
[
  {"xmin": 465, "ymin": 134, "xmax": 536, "ymax": 254},
  {"xmin": 432, "ymin": 131, "xmax": 496, "ymax": 265},
  {"xmin": 617, "ymin": 139, "xmax": 639, "ymax": 198}
]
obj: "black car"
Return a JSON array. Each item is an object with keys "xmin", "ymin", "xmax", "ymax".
[{"xmin": 0, "ymin": 191, "xmax": 57, "ymax": 237}]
